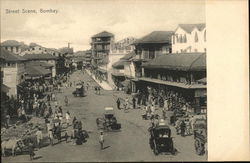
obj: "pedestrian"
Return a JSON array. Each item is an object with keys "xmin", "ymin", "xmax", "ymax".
[
  {"xmin": 98, "ymin": 86, "xmax": 101, "ymax": 95},
  {"xmin": 64, "ymin": 96, "xmax": 69, "ymax": 106},
  {"xmin": 35, "ymin": 127, "xmax": 43, "ymax": 148},
  {"xmin": 180, "ymin": 120, "xmax": 186, "ymax": 137},
  {"xmin": 5, "ymin": 114, "xmax": 10, "ymax": 128},
  {"xmin": 116, "ymin": 98, "xmax": 121, "ymax": 110},
  {"xmin": 54, "ymin": 100, "xmax": 58, "ymax": 108},
  {"xmin": 99, "ymin": 131, "xmax": 104, "ymax": 150},
  {"xmin": 86, "ymin": 82, "xmax": 89, "ymax": 90},
  {"xmin": 47, "ymin": 94, "xmax": 51, "ymax": 102},
  {"xmin": 94, "ymin": 86, "xmax": 97, "ymax": 94},
  {"xmin": 28, "ymin": 140, "xmax": 35, "ymax": 160},
  {"xmin": 65, "ymin": 111, "xmax": 71, "ymax": 127},
  {"xmin": 132, "ymin": 97, "xmax": 136, "ymax": 109},
  {"xmin": 51, "ymin": 93, "xmax": 55, "ymax": 101},
  {"xmin": 48, "ymin": 122, "xmax": 54, "ymax": 146}
]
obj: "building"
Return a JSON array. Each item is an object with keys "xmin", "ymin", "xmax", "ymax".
[
  {"xmin": 124, "ymin": 31, "xmax": 174, "ymax": 93},
  {"xmin": 112, "ymin": 51, "xmax": 137, "ymax": 91},
  {"xmin": 172, "ymin": 23, "xmax": 206, "ymax": 53},
  {"xmin": 0, "ymin": 48, "xmax": 26, "ymax": 97},
  {"xmin": 1, "ymin": 40, "xmax": 22, "ymax": 55},
  {"xmin": 23, "ymin": 53, "xmax": 57, "ymax": 77},
  {"xmin": 109, "ymin": 37, "xmax": 137, "ymax": 88},
  {"xmin": 140, "ymin": 52, "xmax": 207, "ymax": 113},
  {"xmin": 90, "ymin": 31, "xmax": 114, "ymax": 81}
]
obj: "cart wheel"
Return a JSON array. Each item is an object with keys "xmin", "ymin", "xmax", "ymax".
[
  {"xmin": 153, "ymin": 143, "xmax": 159, "ymax": 155},
  {"xmin": 195, "ymin": 139, "xmax": 202, "ymax": 155}
]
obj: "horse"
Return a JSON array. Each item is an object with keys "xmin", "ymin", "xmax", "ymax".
[{"xmin": 1, "ymin": 138, "xmax": 25, "ymax": 157}]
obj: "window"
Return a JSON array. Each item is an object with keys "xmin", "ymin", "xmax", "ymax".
[
  {"xmin": 204, "ymin": 30, "xmax": 206, "ymax": 42},
  {"xmin": 176, "ymin": 35, "xmax": 179, "ymax": 43},
  {"xmin": 195, "ymin": 32, "xmax": 199, "ymax": 42},
  {"xmin": 172, "ymin": 35, "xmax": 175, "ymax": 44},
  {"xmin": 10, "ymin": 47, "xmax": 13, "ymax": 52},
  {"xmin": 32, "ymin": 48, "xmax": 35, "ymax": 50},
  {"xmin": 5, "ymin": 47, "xmax": 8, "ymax": 50},
  {"xmin": 180, "ymin": 35, "xmax": 183, "ymax": 43},
  {"xmin": 183, "ymin": 34, "xmax": 187, "ymax": 43},
  {"xmin": 204, "ymin": 48, "xmax": 207, "ymax": 52}
]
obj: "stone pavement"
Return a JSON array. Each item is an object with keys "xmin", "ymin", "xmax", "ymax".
[{"xmin": 85, "ymin": 69, "xmax": 113, "ymax": 91}]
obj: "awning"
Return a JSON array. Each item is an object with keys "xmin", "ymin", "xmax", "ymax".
[
  {"xmin": 142, "ymin": 53, "xmax": 206, "ymax": 71},
  {"xmin": 120, "ymin": 80, "xmax": 130, "ymax": 87},
  {"xmin": 111, "ymin": 72, "xmax": 125, "ymax": 77},
  {"xmin": 112, "ymin": 60, "xmax": 126, "ymax": 69},
  {"xmin": 97, "ymin": 68, "xmax": 107, "ymax": 73},
  {"xmin": 1, "ymin": 84, "xmax": 10, "ymax": 93},
  {"xmin": 139, "ymin": 77, "xmax": 207, "ymax": 89},
  {"xmin": 197, "ymin": 77, "xmax": 207, "ymax": 84}
]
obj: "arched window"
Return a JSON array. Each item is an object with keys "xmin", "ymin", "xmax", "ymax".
[
  {"xmin": 183, "ymin": 34, "xmax": 187, "ymax": 43},
  {"xmin": 204, "ymin": 30, "xmax": 206, "ymax": 42},
  {"xmin": 195, "ymin": 32, "xmax": 198, "ymax": 42}
]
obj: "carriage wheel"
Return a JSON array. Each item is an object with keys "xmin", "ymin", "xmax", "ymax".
[
  {"xmin": 153, "ymin": 142, "xmax": 159, "ymax": 155},
  {"xmin": 195, "ymin": 139, "xmax": 203, "ymax": 155}
]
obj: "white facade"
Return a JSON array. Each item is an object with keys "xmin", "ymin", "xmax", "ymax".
[
  {"xmin": 2, "ymin": 62, "xmax": 25, "ymax": 96},
  {"xmin": 124, "ymin": 61, "xmax": 135, "ymax": 78},
  {"xmin": 20, "ymin": 46, "xmax": 47, "ymax": 56},
  {"xmin": 2, "ymin": 46, "xmax": 21, "ymax": 55},
  {"xmin": 172, "ymin": 25, "xmax": 206, "ymax": 53}
]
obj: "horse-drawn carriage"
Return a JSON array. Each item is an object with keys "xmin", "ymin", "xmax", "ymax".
[
  {"xmin": 96, "ymin": 107, "xmax": 121, "ymax": 131},
  {"xmin": 148, "ymin": 124, "xmax": 176, "ymax": 155},
  {"xmin": 72, "ymin": 84, "xmax": 86, "ymax": 97}
]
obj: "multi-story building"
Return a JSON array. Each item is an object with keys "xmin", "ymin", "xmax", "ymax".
[
  {"xmin": 23, "ymin": 53, "xmax": 57, "ymax": 77},
  {"xmin": 109, "ymin": 37, "xmax": 137, "ymax": 88},
  {"xmin": 140, "ymin": 52, "xmax": 206, "ymax": 113},
  {"xmin": 90, "ymin": 31, "xmax": 114, "ymax": 81},
  {"xmin": 132, "ymin": 31, "xmax": 174, "ymax": 80},
  {"xmin": 172, "ymin": 23, "xmax": 206, "ymax": 53},
  {"xmin": 1, "ymin": 40, "xmax": 22, "ymax": 55},
  {"xmin": 0, "ymin": 48, "xmax": 26, "ymax": 97}
]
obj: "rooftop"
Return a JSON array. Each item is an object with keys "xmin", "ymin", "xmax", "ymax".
[
  {"xmin": 142, "ymin": 52, "xmax": 206, "ymax": 71},
  {"xmin": 92, "ymin": 31, "xmax": 114, "ymax": 38},
  {"xmin": 178, "ymin": 23, "xmax": 206, "ymax": 33},
  {"xmin": 23, "ymin": 53, "xmax": 57, "ymax": 60},
  {"xmin": 1, "ymin": 40, "xmax": 21, "ymax": 47},
  {"xmin": 120, "ymin": 51, "xmax": 136, "ymax": 60},
  {"xmin": 134, "ymin": 31, "xmax": 174, "ymax": 44},
  {"xmin": 0, "ymin": 48, "xmax": 26, "ymax": 62}
]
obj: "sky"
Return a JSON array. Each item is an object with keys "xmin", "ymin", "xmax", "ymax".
[{"xmin": 0, "ymin": 0, "xmax": 205, "ymax": 51}]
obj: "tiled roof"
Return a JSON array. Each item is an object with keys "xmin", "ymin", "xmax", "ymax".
[
  {"xmin": 134, "ymin": 31, "xmax": 174, "ymax": 44},
  {"xmin": 25, "ymin": 64, "xmax": 51, "ymax": 77},
  {"xmin": 92, "ymin": 31, "xmax": 114, "ymax": 38},
  {"xmin": 23, "ymin": 53, "xmax": 57, "ymax": 60},
  {"xmin": 0, "ymin": 48, "xmax": 26, "ymax": 62},
  {"xmin": 1, "ymin": 40, "xmax": 21, "ymax": 47},
  {"xmin": 142, "ymin": 53, "xmax": 206, "ymax": 71},
  {"xmin": 26, "ymin": 61, "xmax": 54, "ymax": 67},
  {"xmin": 178, "ymin": 24, "xmax": 206, "ymax": 33}
]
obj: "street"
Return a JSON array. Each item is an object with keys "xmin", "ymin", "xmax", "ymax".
[{"xmin": 2, "ymin": 70, "xmax": 206, "ymax": 162}]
